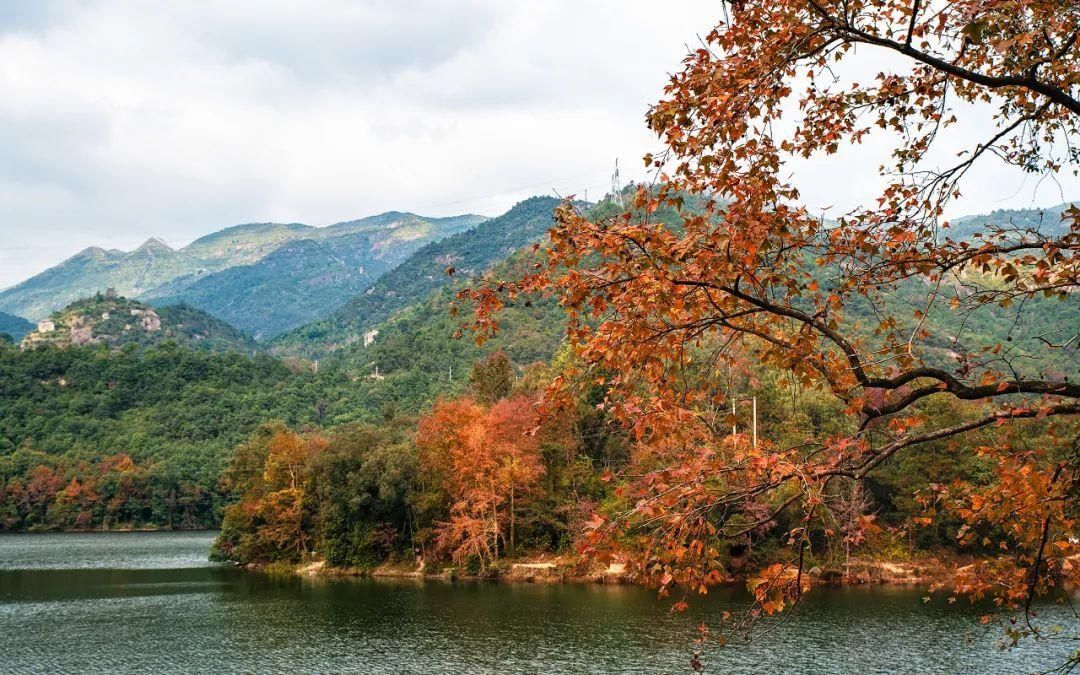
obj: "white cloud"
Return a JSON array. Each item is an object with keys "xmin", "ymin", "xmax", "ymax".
[
  {"xmin": 0, "ymin": 0, "xmax": 1075, "ymax": 290},
  {"xmin": 0, "ymin": 0, "xmax": 724, "ymax": 288}
]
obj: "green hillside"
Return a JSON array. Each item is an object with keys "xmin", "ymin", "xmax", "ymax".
[
  {"xmin": 180, "ymin": 222, "xmax": 315, "ymax": 264},
  {"xmin": 273, "ymin": 196, "xmax": 559, "ymax": 357},
  {"xmin": 144, "ymin": 213, "xmax": 485, "ymax": 339},
  {"xmin": 0, "ymin": 311, "xmax": 33, "ymax": 342},
  {"xmin": 945, "ymin": 201, "xmax": 1075, "ymax": 241},
  {"xmin": 21, "ymin": 293, "xmax": 255, "ymax": 353},
  {"xmin": 0, "ymin": 341, "xmax": 376, "ymax": 530},
  {"xmin": 314, "ymin": 250, "xmax": 567, "ymax": 413},
  {"xmin": 309, "ymin": 212, "xmax": 485, "ymax": 240}
]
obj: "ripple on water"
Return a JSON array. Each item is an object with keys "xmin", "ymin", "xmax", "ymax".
[
  {"xmin": 0, "ymin": 532, "xmax": 1076, "ymax": 674},
  {"xmin": 0, "ymin": 531, "xmax": 219, "ymax": 570}
]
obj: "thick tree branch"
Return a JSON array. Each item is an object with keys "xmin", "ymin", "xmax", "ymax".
[
  {"xmin": 805, "ymin": 3, "xmax": 1080, "ymax": 116},
  {"xmin": 854, "ymin": 403, "xmax": 1080, "ymax": 478}
]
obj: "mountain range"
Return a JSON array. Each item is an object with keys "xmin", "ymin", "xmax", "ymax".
[
  {"xmin": 0, "ymin": 212, "xmax": 484, "ymax": 339},
  {"xmin": 2, "ymin": 198, "xmax": 1075, "ymax": 361},
  {"xmin": 272, "ymin": 196, "xmax": 559, "ymax": 357}
]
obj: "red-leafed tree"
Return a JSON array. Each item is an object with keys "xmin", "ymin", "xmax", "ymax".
[{"xmin": 465, "ymin": 0, "xmax": 1079, "ymax": 655}]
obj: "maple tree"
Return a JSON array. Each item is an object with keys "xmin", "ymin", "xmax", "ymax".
[{"xmin": 464, "ymin": 0, "xmax": 1079, "ymax": 654}]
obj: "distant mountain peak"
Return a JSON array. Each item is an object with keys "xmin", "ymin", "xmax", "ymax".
[
  {"xmin": 136, "ymin": 237, "xmax": 174, "ymax": 253},
  {"xmin": 73, "ymin": 245, "xmax": 115, "ymax": 259}
]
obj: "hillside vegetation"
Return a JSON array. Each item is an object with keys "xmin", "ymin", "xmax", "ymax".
[
  {"xmin": 0, "ymin": 311, "xmax": 33, "ymax": 342},
  {"xmin": 0, "ymin": 342, "xmax": 377, "ymax": 530},
  {"xmin": 273, "ymin": 196, "xmax": 559, "ymax": 357},
  {"xmin": 21, "ymin": 293, "xmax": 255, "ymax": 354}
]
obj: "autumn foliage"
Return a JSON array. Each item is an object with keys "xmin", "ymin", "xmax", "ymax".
[
  {"xmin": 0, "ymin": 451, "xmax": 214, "ymax": 531},
  {"xmin": 416, "ymin": 394, "xmax": 550, "ymax": 566},
  {"xmin": 216, "ymin": 426, "xmax": 327, "ymax": 563},
  {"xmin": 214, "ymin": 355, "xmax": 590, "ymax": 569},
  {"xmin": 463, "ymin": 0, "xmax": 1079, "ymax": 651}
]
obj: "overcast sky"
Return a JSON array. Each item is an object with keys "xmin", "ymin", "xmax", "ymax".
[{"xmin": 1, "ymin": 1, "xmax": 1076, "ymax": 289}]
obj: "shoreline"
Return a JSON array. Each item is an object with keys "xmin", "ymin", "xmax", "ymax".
[
  {"xmin": 0, "ymin": 527, "xmax": 217, "ymax": 535},
  {"xmin": 256, "ymin": 553, "xmax": 959, "ymax": 588},
  {"xmin": 0, "ymin": 529, "xmax": 966, "ymax": 589}
]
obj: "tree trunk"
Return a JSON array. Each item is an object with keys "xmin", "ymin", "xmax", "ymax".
[{"xmin": 492, "ymin": 502, "xmax": 499, "ymax": 562}]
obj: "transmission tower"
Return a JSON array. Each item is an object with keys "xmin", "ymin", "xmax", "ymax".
[{"xmin": 611, "ymin": 158, "xmax": 622, "ymax": 207}]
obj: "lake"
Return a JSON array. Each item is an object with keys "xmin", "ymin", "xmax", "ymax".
[{"xmin": 0, "ymin": 531, "xmax": 1075, "ymax": 673}]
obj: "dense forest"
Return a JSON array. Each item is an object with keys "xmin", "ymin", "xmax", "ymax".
[
  {"xmin": 273, "ymin": 196, "xmax": 561, "ymax": 358},
  {"xmin": 209, "ymin": 345, "xmax": 1056, "ymax": 582},
  {"xmin": 0, "ymin": 253, "xmax": 568, "ymax": 532},
  {"xmin": 0, "ymin": 342, "xmax": 333, "ymax": 529}
]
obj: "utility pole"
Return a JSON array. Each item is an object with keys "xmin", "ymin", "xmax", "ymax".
[
  {"xmin": 731, "ymin": 400, "xmax": 737, "ymax": 445},
  {"xmin": 752, "ymin": 397, "xmax": 758, "ymax": 449},
  {"xmin": 730, "ymin": 397, "xmax": 759, "ymax": 448}
]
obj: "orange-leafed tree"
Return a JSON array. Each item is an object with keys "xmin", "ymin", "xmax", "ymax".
[
  {"xmin": 487, "ymin": 395, "xmax": 546, "ymax": 556},
  {"xmin": 258, "ymin": 429, "xmax": 326, "ymax": 558},
  {"xmin": 464, "ymin": 0, "xmax": 1079, "ymax": 652},
  {"xmin": 52, "ymin": 477, "xmax": 100, "ymax": 530},
  {"xmin": 417, "ymin": 398, "xmax": 496, "ymax": 563},
  {"xmin": 216, "ymin": 425, "xmax": 327, "ymax": 562},
  {"xmin": 417, "ymin": 395, "xmax": 545, "ymax": 565}
]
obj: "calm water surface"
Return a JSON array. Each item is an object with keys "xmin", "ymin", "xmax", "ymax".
[{"xmin": 0, "ymin": 532, "xmax": 1075, "ymax": 673}]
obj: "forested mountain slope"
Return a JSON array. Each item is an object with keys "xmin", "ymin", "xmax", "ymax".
[
  {"xmin": 21, "ymin": 293, "xmax": 256, "ymax": 354},
  {"xmin": 144, "ymin": 213, "xmax": 485, "ymax": 339},
  {"xmin": 319, "ymin": 249, "xmax": 568, "ymax": 413},
  {"xmin": 0, "ymin": 312, "xmax": 33, "ymax": 342},
  {"xmin": 273, "ymin": 196, "xmax": 560, "ymax": 357}
]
